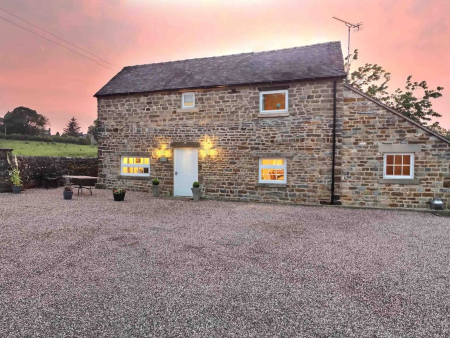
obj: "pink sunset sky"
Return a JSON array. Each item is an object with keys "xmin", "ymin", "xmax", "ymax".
[{"xmin": 1, "ymin": 0, "xmax": 449, "ymax": 133}]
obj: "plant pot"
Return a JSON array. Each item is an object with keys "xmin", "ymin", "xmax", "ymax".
[
  {"xmin": 12, "ymin": 185, "xmax": 22, "ymax": 194},
  {"xmin": 113, "ymin": 192, "xmax": 126, "ymax": 201},
  {"xmin": 191, "ymin": 187, "xmax": 201, "ymax": 201},
  {"xmin": 152, "ymin": 185, "xmax": 160, "ymax": 197},
  {"xmin": 63, "ymin": 190, "xmax": 73, "ymax": 200}
]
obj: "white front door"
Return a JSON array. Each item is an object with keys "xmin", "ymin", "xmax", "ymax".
[{"xmin": 174, "ymin": 148, "xmax": 198, "ymax": 197}]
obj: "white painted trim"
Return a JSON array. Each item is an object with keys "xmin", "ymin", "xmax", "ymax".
[
  {"xmin": 258, "ymin": 158, "xmax": 287, "ymax": 184},
  {"xmin": 259, "ymin": 90, "xmax": 288, "ymax": 114},
  {"xmin": 182, "ymin": 92, "xmax": 195, "ymax": 108},
  {"xmin": 120, "ymin": 156, "xmax": 150, "ymax": 177},
  {"xmin": 383, "ymin": 153, "xmax": 414, "ymax": 180}
]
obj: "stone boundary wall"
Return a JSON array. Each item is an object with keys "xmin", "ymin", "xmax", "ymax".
[{"xmin": 0, "ymin": 148, "xmax": 97, "ymax": 192}]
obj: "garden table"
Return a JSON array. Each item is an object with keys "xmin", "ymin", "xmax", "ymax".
[{"xmin": 63, "ymin": 175, "xmax": 98, "ymax": 195}]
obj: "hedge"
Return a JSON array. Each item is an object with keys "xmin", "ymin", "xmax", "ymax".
[{"xmin": 0, "ymin": 133, "xmax": 90, "ymax": 145}]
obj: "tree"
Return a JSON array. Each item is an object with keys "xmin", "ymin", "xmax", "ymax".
[
  {"xmin": 55, "ymin": 131, "xmax": 60, "ymax": 137},
  {"xmin": 1, "ymin": 107, "xmax": 49, "ymax": 135},
  {"xmin": 346, "ymin": 50, "xmax": 444, "ymax": 129},
  {"xmin": 63, "ymin": 117, "xmax": 81, "ymax": 137},
  {"xmin": 87, "ymin": 119, "xmax": 100, "ymax": 142}
]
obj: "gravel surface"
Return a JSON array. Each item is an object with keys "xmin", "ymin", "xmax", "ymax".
[{"xmin": 0, "ymin": 189, "xmax": 449, "ymax": 337}]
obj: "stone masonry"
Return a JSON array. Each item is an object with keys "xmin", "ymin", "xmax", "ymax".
[
  {"xmin": 97, "ymin": 80, "xmax": 343, "ymax": 205},
  {"xmin": 96, "ymin": 79, "xmax": 450, "ymax": 209},
  {"xmin": 341, "ymin": 85, "xmax": 450, "ymax": 209}
]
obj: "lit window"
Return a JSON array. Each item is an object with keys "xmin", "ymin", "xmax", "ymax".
[
  {"xmin": 383, "ymin": 153, "xmax": 414, "ymax": 179},
  {"xmin": 121, "ymin": 156, "xmax": 150, "ymax": 177},
  {"xmin": 259, "ymin": 158, "xmax": 286, "ymax": 184},
  {"xmin": 182, "ymin": 92, "xmax": 195, "ymax": 108},
  {"xmin": 260, "ymin": 90, "xmax": 288, "ymax": 113}
]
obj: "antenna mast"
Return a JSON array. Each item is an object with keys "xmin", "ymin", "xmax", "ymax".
[{"xmin": 333, "ymin": 17, "xmax": 362, "ymax": 73}]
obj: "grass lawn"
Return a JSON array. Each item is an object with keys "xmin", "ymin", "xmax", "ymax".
[{"xmin": 0, "ymin": 139, "xmax": 97, "ymax": 157}]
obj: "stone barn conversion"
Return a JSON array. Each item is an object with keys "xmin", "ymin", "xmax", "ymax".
[{"xmin": 94, "ymin": 41, "xmax": 450, "ymax": 209}]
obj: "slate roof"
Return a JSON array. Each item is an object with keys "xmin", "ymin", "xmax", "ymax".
[{"xmin": 95, "ymin": 41, "xmax": 346, "ymax": 97}]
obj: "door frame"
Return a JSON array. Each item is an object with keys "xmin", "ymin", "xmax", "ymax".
[{"xmin": 173, "ymin": 147, "xmax": 199, "ymax": 197}]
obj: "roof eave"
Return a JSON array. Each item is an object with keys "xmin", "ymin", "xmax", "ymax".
[{"xmin": 94, "ymin": 74, "xmax": 347, "ymax": 98}]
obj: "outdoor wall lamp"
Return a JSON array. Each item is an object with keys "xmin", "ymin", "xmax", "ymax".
[{"xmin": 155, "ymin": 145, "xmax": 171, "ymax": 162}]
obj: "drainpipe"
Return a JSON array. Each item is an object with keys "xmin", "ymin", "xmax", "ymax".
[{"xmin": 330, "ymin": 80, "xmax": 337, "ymax": 205}]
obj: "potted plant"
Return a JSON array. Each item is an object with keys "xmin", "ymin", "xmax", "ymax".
[
  {"xmin": 113, "ymin": 188, "xmax": 126, "ymax": 201},
  {"xmin": 191, "ymin": 181, "xmax": 201, "ymax": 201},
  {"xmin": 63, "ymin": 186, "xmax": 73, "ymax": 200},
  {"xmin": 151, "ymin": 178, "xmax": 160, "ymax": 197},
  {"xmin": 7, "ymin": 154, "xmax": 22, "ymax": 194}
]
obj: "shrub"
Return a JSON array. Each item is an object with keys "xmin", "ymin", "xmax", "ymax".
[
  {"xmin": 64, "ymin": 186, "xmax": 73, "ymax": 191},
  {"xmin": 192, "ymin": 181, "xmax": 200, "ymax": 188},
  {"xmin": 152, "ymin": 178, "xmax": 160, "ymax": 185},
  {"xmin": 113, "ymin": 188, "xmax": 126, "ymax": 194}
]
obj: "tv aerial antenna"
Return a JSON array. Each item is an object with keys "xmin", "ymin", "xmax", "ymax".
[{"xmin": 333, "ymin": 17, "xmax": 363, "ymax": 73}]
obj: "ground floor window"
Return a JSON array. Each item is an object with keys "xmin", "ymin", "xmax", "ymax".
[
  {"xmin": 259, "ymin": 158, "xmax": 286, "ymax": 183},
  {"xmin": 383, "ymin": 153, "xmax": 414, "ymax": 179},
  {"xmin": 121, "ymin": 156, "xmax": 150, "ymax": 176}
]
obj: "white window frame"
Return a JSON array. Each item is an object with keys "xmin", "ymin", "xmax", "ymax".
[
  {"xmin": 182, "ymin": 92, "xmax": 195, "ymax": 108},
  {"xmin": 121, "ymin": 156, "xmax": 150, "ymax": 177},
  {"xmin": 258, "ymin": 158, "xmax": 287, "ymax": 184},
  {"xmin": 259, "ymin": 90, "xmax": 288, "ymax": 114},
  {"xmin": 383, "ymin": 153, "xmax": 414, "ymax": 179}
]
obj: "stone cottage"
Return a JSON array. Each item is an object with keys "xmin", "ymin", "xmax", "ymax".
[{"xmin": 95, "ymin": 41, "xmax": 450, "ymax": 209}]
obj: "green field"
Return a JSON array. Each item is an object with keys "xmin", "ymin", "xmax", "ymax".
[{"xmin": 0, "ymin": 140, "xmax": 98, "ymax": 157}]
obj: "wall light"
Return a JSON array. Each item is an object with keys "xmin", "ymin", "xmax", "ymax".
[
  {"xmin": 200, "ymin": 136, "xmax": 217, "ymax": 159},
  {"xmin": 155, "ymin": 145, "xmax": 171, "ymax": 162}
]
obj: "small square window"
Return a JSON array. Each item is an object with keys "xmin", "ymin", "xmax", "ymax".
[
  {"xmin": 383, "ymin": 153, "xmax": 414, "ymax": 179},
  {"xmin": 260, "ymin": 90, "xmax": 288, "ymax": 114},
  {"xmin": 259, "ymin": 158, "xmax": 287, "ymax": 184},
  {"xmin": 182, "ymin": 92, "xmax": 195, "ymax": 108}
]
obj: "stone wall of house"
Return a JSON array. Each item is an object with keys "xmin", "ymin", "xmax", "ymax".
[
  {"xmin": 341, "ymin": 86, "xmax": 450, "ymax": 209},
  {"xmin": 0, "ymin": 151, "xmax": 97, "ymax": 192},
  {"xmin": 97, "ymin": 79, "xmax": 343, "ymax": 204}
]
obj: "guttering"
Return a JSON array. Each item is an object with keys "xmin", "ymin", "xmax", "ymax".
[{"xmin": 330, "ymin": 80, "xmax": 337, "ymax": 205}]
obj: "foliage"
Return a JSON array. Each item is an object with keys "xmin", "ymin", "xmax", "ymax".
[
  {"xmin": 0, "ymin": 133, "xmax": 89, "ymax": 145},
  {"xmin": 88, "ymin": 119, "xmax": 100, "ymax": 142},
  {"xmin": 1, "ymin": 107, "xmax": 49, "ymax": 135},
  {"xmin": 7, "ymin": 154, "xmax": 22, "ymax": 186},
  {"xmin": 64, "ymin": 186, "xmax": 73, "ymax": 191},
  {"xmin": 113, "ymin": 188, "xmax": 126, "ymax": 194},
  {"xmin": 192, "ymin": 181, "xmax": 200, "ymax": 188},
  {"xmin": 152, "ymin": 178, "xmax": 160, "ymax": 185},
  {"xmin": 346, "ymin": 49, "xmax": 444, "ymax": 129},
  {"xmin": 0, "ymin": 139, "xmax": 97, "ymax": 157},
  {"xmin": 55, "ymin": 132, "xmax": 60, "ymax": 137},
  {"xmin": 63, "ymin": 117, "xmax": 82, "ymax": 137}
]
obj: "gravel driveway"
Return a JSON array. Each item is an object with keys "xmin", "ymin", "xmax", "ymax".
[{"xmin": 0, "ymin": 189, "xmax": 449, "ymax": 337}]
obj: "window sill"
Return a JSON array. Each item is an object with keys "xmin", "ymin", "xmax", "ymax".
[
  {"xmin": 258, "ymin": 112, "xmax": 289, "ymax": 118},
  {"xmin": 176, "ymin": 108, "xmax": 199, "ymax": 113},
  {"xmin": 378, "ymin": 178, "xmax": 419, "ymax": 185},
  {"xmin": 257, "ymin": 183, "xmax": 287, "ymax": 188},
  {"xmin": 117, "ymin": 175, "xmax": 152, "ymax": 181}
]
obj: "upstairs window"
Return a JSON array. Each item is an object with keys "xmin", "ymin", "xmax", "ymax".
[
  {"xmin": 121, "ymin": 156, "xmax": 150, "ymax": 177},
  {"xmin": 260, "ymin": 90, "xmax": 288, "ymax": 113},
  {"xmin": 383, "ymin": 154, "xmax": 414, "ymax": 179},
  {"xmin": 259, "ymin": 158, "xmax": 286, "ymax": 184},
  {"xmin": 182, "ymin": 92, "xmax": 195, "ymax": 108}
]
